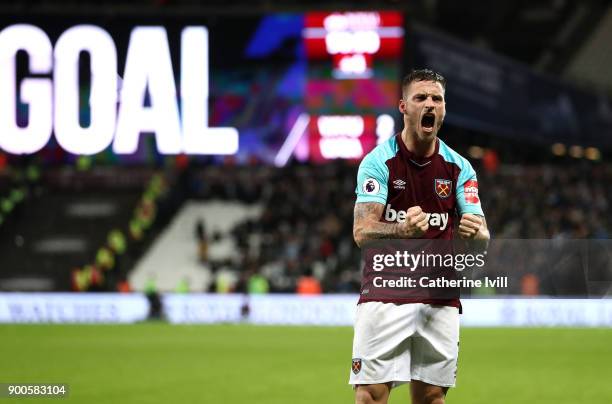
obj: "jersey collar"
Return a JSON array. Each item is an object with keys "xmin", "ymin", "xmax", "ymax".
[{"xmin": 397, "ymin": 134, "xmax": 439, "ymax": 167}]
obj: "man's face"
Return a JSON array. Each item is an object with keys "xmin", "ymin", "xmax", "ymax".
[{"xmin": 399, "ymin": 80, "xmax": 446, "ymax": 141}]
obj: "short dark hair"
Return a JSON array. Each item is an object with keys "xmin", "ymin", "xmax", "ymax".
[{"xmin": 401, "ymin": 69, "xmax": 446, "ymax": 98}]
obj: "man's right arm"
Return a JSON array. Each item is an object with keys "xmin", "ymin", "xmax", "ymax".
[{"xmin": 353, "ymin": 202, "xmax": 429, "ymax": 248}]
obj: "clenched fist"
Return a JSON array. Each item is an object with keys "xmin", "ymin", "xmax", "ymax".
[
  {"xmin": 458, "ymin": 214, "xmax": 483, "ymax": 239},
  {"xmin": 397, "ymin": 206, "xmax": 429, "ymax": 238}
]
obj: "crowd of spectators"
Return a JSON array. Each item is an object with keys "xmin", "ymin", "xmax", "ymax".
[
  {"xmin": 188, "ymin": 156, "xmax": 612, "ymax": 296},
  {"xmin": 479, "ymin": 163, "xmax": 611, "ymax": 239}
]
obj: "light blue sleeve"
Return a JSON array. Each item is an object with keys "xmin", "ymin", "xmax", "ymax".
[
  {"xmin": 456, "ymin": 161, "xmax": 484, "ymax": 216},
  {"xmin": 355, "ymin": 152, "xmax": 388, "ymax": 205}
]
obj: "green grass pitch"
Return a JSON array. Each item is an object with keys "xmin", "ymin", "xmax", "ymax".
[{"xmin": 1, "ymin": 324, "xmax": 611, "ymax": 403}]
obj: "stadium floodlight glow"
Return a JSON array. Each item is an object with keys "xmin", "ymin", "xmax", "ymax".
[
  {"xmin": 551, "ymin": 143, "xmax": 566, "ymax": 156},
  {"xmin": 0, "ymin": 24, "xmax": 239, "ymax": 156},
  {"xmin": 569, "ymin": 145, "xmax": 583, "ymax": 159},
  {"xmin": 584, "ymin": 147, "xmax": 601, "ymax": 161}
]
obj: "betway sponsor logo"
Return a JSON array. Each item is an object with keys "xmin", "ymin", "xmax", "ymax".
[{"xmin": 384, "ymin": 204, "xmax": 449, "ymax": 230}]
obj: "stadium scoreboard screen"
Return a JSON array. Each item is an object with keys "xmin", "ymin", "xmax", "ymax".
[
  {"xmin": 0, "ymin": 11, "xmax": 404, "ymax": 165},
  {"xmin": 304, "ymin": 11, "xmax": 403, "ymax": 163}
]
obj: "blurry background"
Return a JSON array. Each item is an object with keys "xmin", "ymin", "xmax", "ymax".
[
  {"xmin": 0, "ymin": 2, "xmax": 612, "ymax": 403},
  {"xmin": 1, "ymin": 0, "xmax": 611, "ymax": 297}
]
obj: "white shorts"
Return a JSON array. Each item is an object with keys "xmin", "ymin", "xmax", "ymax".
[{"xmin": 349, "ymin": 302, "xmax": 460, "ymax": 388}]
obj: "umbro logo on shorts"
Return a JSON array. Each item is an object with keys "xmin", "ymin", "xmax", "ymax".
[{"xmin": 351, "ymin": 358, "xmax": 362, "ymax": 374}]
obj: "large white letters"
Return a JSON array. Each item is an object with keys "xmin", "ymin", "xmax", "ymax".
[
  {"xmin": 181, "ymin": 27, "xmax": 238, "ymax": 155},
  {"xmin": 0, "ymin": 25, "xmax": 53, "ymax": 154},
  {"xmin": 0, "ymin": 24, "xmax": 238, "ymax": 156},
  {"xmin": 54, "ymin": 25, "xmax": 117, "ymax": 155},
  {"xmin": 113, "ymin": 27, "xmax": 182, "ymax": 154}
]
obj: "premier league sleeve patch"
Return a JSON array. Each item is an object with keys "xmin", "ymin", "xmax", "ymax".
[{"xmin": 362, "ymin": 178, "xmax": 380, "ymax": 195}]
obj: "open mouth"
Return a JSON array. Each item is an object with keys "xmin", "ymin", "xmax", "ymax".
[{"xmin": 421, "ymin": 113, "xmax": 435, "ymax": 130}]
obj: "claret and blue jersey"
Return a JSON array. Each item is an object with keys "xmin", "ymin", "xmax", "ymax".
[
  {"xmin": 354, "ymin": 135, "xmax": 485, "ymax": 307},
  {"xmin": 355, "ymin": 135, "xmax": 484, "ymax": 240}
]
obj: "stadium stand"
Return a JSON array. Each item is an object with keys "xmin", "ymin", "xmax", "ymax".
[
  {"xmin": 1, "ymin": 141, "xmax": 610, "ymax": 297},
  {"xmin": 0, "ymin": 167, "xmax": 174, "ymax": 291},
  {"xmin": 129, "ymin": 201, "xmax": 262, "ymax": 292},
  {"xmin": 171, "ymin": 153, "xmax": 611, "ymax": 296}
]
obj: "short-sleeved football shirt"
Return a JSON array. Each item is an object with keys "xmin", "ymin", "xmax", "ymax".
[{"xmin": 355, "ymin": 135, "xmax": 484, "ymax": 306}]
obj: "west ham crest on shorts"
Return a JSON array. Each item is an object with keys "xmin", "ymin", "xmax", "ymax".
[
  {"xmin": 351, "ymin": 358, "xmax": 362, "ymax": 374},
  {"xmin": 434, "ymin": 179, "xmax": 452, "ymax": 199}
]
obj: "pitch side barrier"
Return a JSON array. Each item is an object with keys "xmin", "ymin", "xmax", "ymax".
[
  {"xmin": 1, "ymin": 239, "xmax": 612, "ymax": 325},
  {"xmin": 0, "ymin": 294, "xmax": 612, "ymax": 327}
]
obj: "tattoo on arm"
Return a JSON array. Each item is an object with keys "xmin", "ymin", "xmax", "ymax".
[{"xmin": 353, "ymin": 203, "xmax": 399, "ymax": 247}]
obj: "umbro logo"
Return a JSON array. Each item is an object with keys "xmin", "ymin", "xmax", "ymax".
[{"xmin": 393, "ymin": 179, "xmax": 406, "ymax": 190}]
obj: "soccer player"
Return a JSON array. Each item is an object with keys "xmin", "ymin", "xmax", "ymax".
[{"xmin": 350, "ymin": 69, "xmax": 490, "ymax": 404}]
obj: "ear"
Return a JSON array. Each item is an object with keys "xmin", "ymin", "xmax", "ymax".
[{"xmin": 398, "ymin": 99, "xmax": 407, "ymax": 115}]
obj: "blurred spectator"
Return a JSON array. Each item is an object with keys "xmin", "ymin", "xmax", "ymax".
[
  {"xmin": 96, "ymin": 246, "xmax": 115, "ymax": 271},
  {"xmin": 195, "ymin": 218, "xmax": 209, "ymax": 263},
  {"xmin": 296, "ymin": 269, "xmax": 322, "ymax": 295},
  {"xmin": 144, "ymin": 276, "xmax": 163, "ymax": 320},
  {"xmin": 521, "ymin": 274, "xmax": 540, "ymax": 296},
  {"xmin": 247, "ymin": 272, "xmax": 269, "ymax": 294},
  {"xmin": 215, "ymin": 269, "xmax": 238, "ymax": 293},
  {"xmin": 195, "ymin": 218, "xmax": 206, "ymax": 241},
  {"xmin": 144, "ymin": 276, "xmax": 157, "ymax": 295},
  {"xmin": 176, "ymin": 277, "xmax": 190, "ymax": 293},
  {"xmin": 117, "ymin": 277, "xmax": 132, "ymax": 293}
]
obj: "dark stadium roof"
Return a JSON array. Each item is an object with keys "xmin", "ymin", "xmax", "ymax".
[{"xmin": 2, "ymin": 0, "xmax": 611, "ymax": 93}]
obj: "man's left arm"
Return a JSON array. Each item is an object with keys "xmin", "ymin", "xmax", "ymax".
[{"xmin": 455, "ymin": 160, "xmax": 489, "ymax": 249}]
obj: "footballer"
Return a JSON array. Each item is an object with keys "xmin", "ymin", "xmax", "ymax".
[{"xmin": 350, "ymin": 69, "xmax": 490, "ymax": 404}]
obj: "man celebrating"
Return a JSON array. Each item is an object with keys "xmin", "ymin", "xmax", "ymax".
[{"xmin": 350, "ymin": 69, "xmax": 490, "ymax": 404}]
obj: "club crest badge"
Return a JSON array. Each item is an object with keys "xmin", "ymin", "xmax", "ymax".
[
  {"xmin": 351, "ymin": 358, "xmax": 362, "ymax": 375},
  {"xmin": 434, "ymin": 179, "xmax": 452, "ymax": 199}
]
